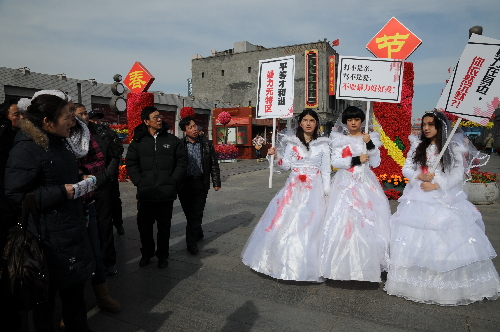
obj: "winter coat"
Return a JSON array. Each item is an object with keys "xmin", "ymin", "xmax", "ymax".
[
  {"xmin": 181, "ymin": 136, "xmax": 221, "ymax": 191},
  {"xmin": 126, "ymin": 123, "xmax": 187, "ymax": 202},
  {"xmin": 88, "ymin": 122, "xmax": 124, "ymax": 196},
  {"xmin": 0, "ymin": 117, "xmax": 19, "ymax": 250},
  {"xmin": 4, "ymin": 119, "xmax": 95, "ymax": 290}
]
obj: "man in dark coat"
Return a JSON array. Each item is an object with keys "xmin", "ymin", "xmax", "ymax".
[
  {"xmin": 178, "ymin": 116, "xmax": 221, "ymax": 254},
  {"xmin": 126, "ymin": 106, "xmax": 187, "ymax": 268},
  {"xmin": 75, "ymin": 105, "xmax": 124, "ymax": 276}
]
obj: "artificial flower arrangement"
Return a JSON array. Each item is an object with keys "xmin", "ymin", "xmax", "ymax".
[
  {"xmin": 467, "ymin": 169, "xmax": 498, "ymax": 184},
  {"xmin": 214, "ymin": 144, "xmax": 239, "ymax": 160},
  {"xmin": 118, "ymin": 158, "xmax": 129, "ymax": 182},
  {"xmin": 442, "ymin": 111, "xmax": 495, "ymax": 129},
  {"xmin": 376, "ymin": 174, "xmax": 409, "ymax": 200},
  {"xmin": 109, "ymin": 124, "xmax": 129, "ymax": 135},
  {"xmin": 180, "ymin": 107, "xmax": 195, "ymax": 119}
]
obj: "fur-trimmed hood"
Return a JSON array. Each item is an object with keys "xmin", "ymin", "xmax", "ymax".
[{"xmin": 18, "ymin": 118, "xmax": 50, "ymax": 150}]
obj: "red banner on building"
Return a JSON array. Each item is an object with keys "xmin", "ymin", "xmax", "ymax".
[{"xmin": 329, "ymin": 55, "xmax": 335, "ymax": 95}]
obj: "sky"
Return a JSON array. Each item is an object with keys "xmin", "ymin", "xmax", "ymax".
[{"xmin": 1, "ymin": 0, "xmax": 499, "ymax": 121}]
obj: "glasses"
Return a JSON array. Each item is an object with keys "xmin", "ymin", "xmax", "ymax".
[{"xmin": 151, "ymin": 115, "xmax": 163, "ymax": 120}]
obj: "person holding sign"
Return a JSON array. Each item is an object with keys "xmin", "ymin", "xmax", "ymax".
[
  {"xmin": 241, "ymin": 110, "xmax": 331, "ymax": 282},
  {"xmin": 385, "ymin": 110, "xmax": 500, "ymax": 305},
  {"xmin": 320, "ymin": 106, "xmax": 390, "ymax": 283}
]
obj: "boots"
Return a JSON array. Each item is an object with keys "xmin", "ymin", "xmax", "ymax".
[{"xmin": 92, "ymin": 281, "xmax": 121, "ymax": 313}]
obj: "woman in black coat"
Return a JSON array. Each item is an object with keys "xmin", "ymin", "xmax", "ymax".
[{"xmin": 5, "ymin": 94, "xmax": 94, "ymax": 332}]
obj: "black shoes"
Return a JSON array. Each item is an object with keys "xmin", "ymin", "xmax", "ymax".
[
  {"xmin": 187, "ymin": 246, "xmax": 199, "ymax": 254},
  {"xmin": 115, "ymin": 225, "xmax": 125, "ymax": 235},
  {"xmin": 105, "ymin": 265, "xmax": 118, "ymax": 275},
  {"xmin": 139, "ymin": 257, "xmax": 150, "ymax": 267},
  {"xmin": 158, "ymin": 258, "xmax": 168, "ymax": 268}
]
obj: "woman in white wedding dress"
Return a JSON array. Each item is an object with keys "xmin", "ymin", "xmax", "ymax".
[
  {"xmin": 385, "ymin": 110, "xmax": 500, "ymax": 305},
  {"xmin": 241, "ymin": 109, "xmax": 330, "ymax": 282},
  {"xmin": 320, "ymin": 106, "xmax": 391, "ymax": 282}
]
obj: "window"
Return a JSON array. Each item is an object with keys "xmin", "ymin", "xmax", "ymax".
[
  {"xmin": 201, "ymin": 72, "xmax": 204, "ymax": 78},
  {"xmin": 248, "ymin": 67, "xmax": 251, "ymax": 73},
  {"xmin": 221, "ymin": 70, "xmax": 225, "ymax": 76}
]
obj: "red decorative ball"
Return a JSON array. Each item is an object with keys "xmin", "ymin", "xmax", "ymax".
[
  {"xmin": 180, "ymin": 107, "xmax": 195, "ymax": 119},
  {"xmin": 217, "ymin": 111, "xmax": 232, "ymax": 125}
]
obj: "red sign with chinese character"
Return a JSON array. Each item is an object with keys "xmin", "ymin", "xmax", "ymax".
[
  {"xmin": 123, "ymin": 62, "xmax": 155, "ymax": 93},
  {"xmin": 329, "ymin": 55, "xmax": 335, "ymax": 95},
  {"xmin": 366, "ymin": 17, "xmax": 422, "ymax": 60}
]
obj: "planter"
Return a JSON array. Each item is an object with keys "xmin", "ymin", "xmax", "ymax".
[
  {"xmin": 219, "ymin": 159, "xmax": 237, "ymax": 163},
  {"xmin": 463, "ymin": 182, "xmax": 499, "ymax": 205}
]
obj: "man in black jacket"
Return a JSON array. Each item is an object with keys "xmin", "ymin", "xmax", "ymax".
[
  {"xmin": 178, "ymin": 116, "xmax": 221, "ymax": 254},
  {"xmin": 75, "ymin": 104, "xmax": 124, "ymax": 275},
  {"xmin": 126, "ymin": 106, "xmax": 187, "ymax": 268}
]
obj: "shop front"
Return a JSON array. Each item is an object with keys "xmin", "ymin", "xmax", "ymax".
[{"xmin": 212, "ymin": 107, "xmax": 276, "ymax": 159}]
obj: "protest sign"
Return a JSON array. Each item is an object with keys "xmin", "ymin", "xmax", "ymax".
[
  {"xmin": 336, "ymin": 56, "xmax": 404, "ymax": 103},
  {"xmin": 436, "ymin": 34, "xmax": 500, "ymax": 126},
  {"xmin": 256, "ymin": 55, "xmax": 295, "ymax": 188}
]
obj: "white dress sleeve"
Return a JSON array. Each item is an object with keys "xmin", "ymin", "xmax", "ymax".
[
  {"xmin": 433, "ymin": 143, "xmax": 465, "ymax": 192},
  {"xmin": 367, "ymin": 132, "xmax": 381, "ymax": 168},
  {"xmin": 330, "ymin": 134, "xmax": 352, "ymax": 169},
  {"xmin": 276, "ymin": 143, "xmax": 293, "ymax": 171}
]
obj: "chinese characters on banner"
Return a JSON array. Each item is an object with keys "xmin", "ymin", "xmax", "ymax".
[
  {"xmin": 336, "ymin": 56, "xmax": 404, "ymax": 103},
  {"xmin": 436, "ymin": 34, "xmax": 500, "ymax": 125},
  {"xmin": 123, "ymin": 62, "xmax": 155, "ymax": 93},
  {"xmin": 329, "ymin": 55, "xmax": 336, "ymax": 95},
  {"xmin": 366, "ymin": 17, "xmax": 422, "ymax": 60},
  {"xmin": 256, "ymin": 55, "xmax": 295, "ymax": 119},
  {"xmin": 305, "ymin": 50, "xmax": 318, "ymax": 108}
]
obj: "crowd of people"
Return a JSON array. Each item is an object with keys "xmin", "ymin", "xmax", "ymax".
[
  {"xmin": 1, "ymin": 92, "xmax": 500, "ymax": 330},
  {"xmin": 0, "ymin": 93, "xmax": 221, "ymax": 332},
  {"xmin": 242, "ymin": 107, "xmax": 500, "ymax": 306}
]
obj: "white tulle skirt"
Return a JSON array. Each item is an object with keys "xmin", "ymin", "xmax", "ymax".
[
  {"xmin": 320, "ymin": 168, "xmax": 391, "ymax": 282},
  {"xmin": 241, "ymin": 168, "xmax": 326, "ymax": 282},
  {"xmin": 385, "ymin": 181, "xmax": 500, "ymax": 305}
]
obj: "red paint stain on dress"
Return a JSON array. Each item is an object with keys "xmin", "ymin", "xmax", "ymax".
[
  {"xmin": 266, "ymin": 181, "xmax": 295, "ymax": 232},
  {"xmin": 292, "ymin": 146, "xmax": 303, "ymax": 160},
  {"xmin": 342, "ymin": 146, "xmax": 352, "ymax": 158},
  {"xmin": 298, "ymin": 174, "xmax": 307, "ymax": 182},
  {"xmin": 421, "ymin": 166, "xmax": 428, "ymax": 174},
  {"xmin": 278, "ymin": 159, "xmax": 283, "ymax": 166},
  {"xmin": 344, "ymin": 219, "xmax": 353, "ymax": 239}
]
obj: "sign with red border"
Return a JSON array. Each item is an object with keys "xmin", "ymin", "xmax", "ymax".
[{"xmin": 123, "ymin": 62, "xmax": 155, "ymax": 93}]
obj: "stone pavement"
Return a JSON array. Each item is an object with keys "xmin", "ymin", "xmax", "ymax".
[{"xmin": 84, "ymin": 156, "xmax": 500, "ymax": 332}]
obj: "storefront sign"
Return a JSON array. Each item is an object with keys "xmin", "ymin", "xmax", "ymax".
[
  {"xmin": 436, "ymin": 34, "xmax": 500, "ymax": 125},
  {"xmin": 256, "ymin": 55, "xmax": 295, "ymax": 119},
  {"xmin": 329, "ymin": 55, "xmax": 336, "ymax": 95},
  {"xmin": 123, "ymin": 62, "xmax": 155, "ymax": 93},
  {"xmin": 305, "ymin": 50, "xmax": 319, "ymax": 108},
  {"xmin": 336, "ymin": 55, "xmax": 404, "ymax": 103},
  {"xmin": 366, "ymin": 17, "xmax": 422, "ymax": 60}
]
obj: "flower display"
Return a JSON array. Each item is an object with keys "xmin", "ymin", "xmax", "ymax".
[
  {"xmin": 217, "ymin": 111, "xmax": 232, "ymax": 125},
  {"xmin": 109, "ymin": 124, "xmax": 129, "ymax": 134},
  {"xmin": 126, "ymin": 92, "xmax": 154, "ymax": 143},
  {"xmin": 372, "ymin": 62, "xmax": 414, "ymax": 179},
  {"xmin": 442, "ymin": 111, "xmax": 494, "ymax": 129},
  {"xmin": 214, "ymin": 144, "xmax": 239, "ymax": 160},
  {"xmin": 180, "ymin": 107, "xmax": 195, "ymax": 119},
  {"xmin": 118, "ymin": 159, "xmax": 129, "ymax": 182},
  {"xmin": 468, "ymin": 170, "xmax": 498, "ymax": 183},
  {"xmin": 376, "ymin": 174, "xmax": 409, "ymax": 187},
  {"xmin": 384, "ymin": 189, "xmax": 402, "ymax": 200}
]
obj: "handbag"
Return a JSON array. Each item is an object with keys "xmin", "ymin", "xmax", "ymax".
[{"xmin": 0, "ymin": 192, "xmax": 49, "ymax": 310}]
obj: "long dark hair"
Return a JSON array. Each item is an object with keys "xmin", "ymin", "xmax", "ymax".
[
  {"xmin": 413, "ymin": 111, "xmax": 445, "ymax": 170},
  {"xmin": 296, "ymin": 109, "xmax": 319, "ymax": 149}
]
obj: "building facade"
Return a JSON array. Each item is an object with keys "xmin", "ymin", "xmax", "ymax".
[
  {"xmin": 191, "ymin": 40, "xmax": 365, "ymax": 121},
  {"xmin": 0, "ymin": 66, "xmax": 233, "ymax": 138}
]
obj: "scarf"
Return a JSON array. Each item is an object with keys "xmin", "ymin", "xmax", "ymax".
[{"xmin": 66, "ymin": 117, "xmax": 90, "ymax": 158}]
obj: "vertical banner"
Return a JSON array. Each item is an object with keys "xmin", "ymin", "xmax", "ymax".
[
  {"xmin": 256, "ymin": 55, "xmax": 295, "ymax": 119},
  {"xmin": 305, "ymin": 49, "xmax": 319, "ymax": 108},
  {"xmin": 329, "ymin": 55, "xmax": 336, "ymax": 95},
  {"xmin": 187, "ymin": 78, "xmax": 193, "ymax": 96}
]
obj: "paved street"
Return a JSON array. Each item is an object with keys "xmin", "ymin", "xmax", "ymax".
[{"xmin": 84, "ymin": 156, "xmax": 500, "ymax": 332}]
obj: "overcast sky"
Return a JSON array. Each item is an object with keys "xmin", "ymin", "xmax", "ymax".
[{"xmin": 1, "ymin": 0, "xmax": 499, "ymax": 120}]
